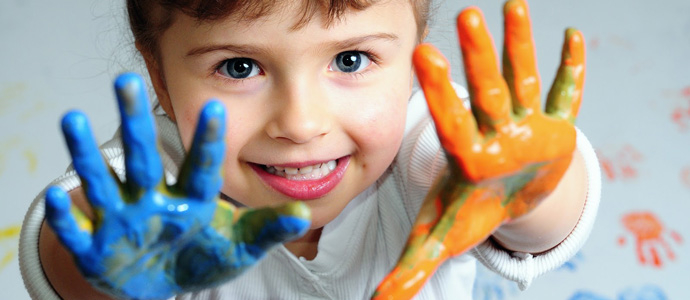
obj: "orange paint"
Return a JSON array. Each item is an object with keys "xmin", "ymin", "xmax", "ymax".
[
  {"xmin": 597, "ymin": 145, "xmax": 643, "ymax": 181},
  {"xmin": 680, "ymin": 86, "xmax": 690, "ymax": 98},
  {"xmin": 373, "ymin": 1, "xmax": 586, "ymax": 298},
  {"xmin": 620, "ymin": 212, "xmax": 681, "ymax": 268},
  {"xmin": 670, "ymin": 90, "xmax": 690, "ymax": 131},
  {"xmin": 680, "ymin": 167, "xmax": 690, "ymax": 188},
  {"xmin": 588, "ymin": 37, "xmax": 600, "ymax": 51},
  {"xmin": 617, "ymin": 236, "xmax": 626, "ymax": 246}
]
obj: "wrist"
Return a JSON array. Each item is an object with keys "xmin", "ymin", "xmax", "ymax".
[{"xmin": 492, "ymin": 149, "xmax": 588, "ymax": 254}]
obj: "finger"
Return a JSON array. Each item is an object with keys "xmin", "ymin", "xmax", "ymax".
[
  {"xmin": 545, "ymin": 28, "xmax": 586, "ymax": 123},
  {"xmin": 62, "ymin": 111, "xmax": 123, "ymax": 212},
  {"xmin": 115, "ymin": 72, "xmax": 163, "ymax": 191},
  {"xmin": 502, "ymin": 0, "xmax": 541, "ymax": 117},
  {"xmin": 372, "ymin": 239, "xmax": 446, "ymax": 300},
  {"xmin": 413, "ymin": 44, "xmax": 478, "ymax": 161},
  {"xmin": 372, "ymin": 193, "xmax": 446, "ymax": 300},
  {"xmin": 234, "ymin": 202, "xmax": 311, "ymax": 256},
  {"xmin": 175, "ymin": 100, "xmax": 226, "ymax": 201},
  {"xmin": 44, "ymin": 186, "xmax": 93, "ymax": 255},
  {"xmin": 457, "ymin": 7, "xmax": 512, "ymax": 133}
]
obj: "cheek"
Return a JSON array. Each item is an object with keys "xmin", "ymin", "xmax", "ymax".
[
  {"xmin": 350, "ymin": 89, "xmax": 409, "ymax": 166},
  {"xmin": 170, "ymin": 104, "xmax": 201, "ymax": 151}
]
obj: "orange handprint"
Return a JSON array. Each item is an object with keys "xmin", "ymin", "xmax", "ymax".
[
  {"xmin": 619, "ymin": 211, "xmax": 682, "ymax": 268},
  {"xmin": 372, "ymin": 0, "xmax": 585, "ymax": 299}
]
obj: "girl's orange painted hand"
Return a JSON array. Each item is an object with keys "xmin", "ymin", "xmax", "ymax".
[{"xmin": 373, "ymin": 0, "xmax": 585, "ymax": 299}]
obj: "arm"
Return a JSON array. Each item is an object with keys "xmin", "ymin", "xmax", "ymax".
[{"xmin": 374, "ymin": 0, "xmax": 588, "ymax": 299}]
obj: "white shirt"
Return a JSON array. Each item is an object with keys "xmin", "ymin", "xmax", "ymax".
[{"xmin": 19, "ymin": 87, "xmax": 602, "ymax": 299}]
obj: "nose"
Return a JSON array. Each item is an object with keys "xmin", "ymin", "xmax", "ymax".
[{"xmin": 265, "ymin": 79, "xmax": 332, "ymax": 144}]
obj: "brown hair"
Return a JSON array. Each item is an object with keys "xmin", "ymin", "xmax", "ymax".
[{"xmin": 127, "ymin": 0, "xmax": 431, "ymax": 59}]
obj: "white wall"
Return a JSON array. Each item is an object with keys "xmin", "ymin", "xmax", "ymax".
[{"xmin": 1, "ymin": 0, "xmax": 688, "ymax": 299}]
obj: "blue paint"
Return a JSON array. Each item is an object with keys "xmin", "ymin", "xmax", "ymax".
[
  {"xmin": 568, "ymin": 284, "xmax": 668, "ymax": 300},
  {"xmin": 61, "ymin": 110, "xmax": 123, "ymax": 212},
  {"xmin": 472, "ymin": 264, "xmax": 518, "ymax": 300},
  {"xmin": 45, "ymin": 72, "xmax": 311, "ymax": 300},
  {"xmin": 618, "ymin": 285, "xmax": 667, "ymax": 300},
  {"xmin": 115, "ymin": 72, "xmax": 163, "ymax": 192},
  {"xmin": 569, "ymin": 291, "xmax": 609, "ymax": 300},
  {"xmin": 45, "ymin": 186, "xmax": 92, "ymax": 254},
  {"xmin": 558, "ymin": 251, "xmax": 584, "ymax": 272}
]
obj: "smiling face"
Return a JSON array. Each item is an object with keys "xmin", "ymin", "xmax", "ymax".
[{"xmin": 147, "ymin": 0, "xmax": 419, "ymax": 228}]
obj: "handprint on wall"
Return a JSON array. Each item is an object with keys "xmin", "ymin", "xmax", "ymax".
[
  {"xmin": 680, "ymin": 166, "xmax": 690, "ymax": 189},
  {"xmin": 569, "ymin": 284, "xmax": 667, "ymax": 300},
  {"xmin": 669, "ymin": 86, "xmax": 690, "ymax": 131},
  {"xmin": 472, "ymin": 264, "xmax": 518, "ymax": 300},
  {"xmin": 618, "ymin": 211, "xmax": 683, "ymax": 268},
  {"xmin": 597, "ymin": 145, "xmax": 643, "ymax": 182},
  {"xmin": 557, "ymin": 251, "xmax": 584, "ymax": 272}
]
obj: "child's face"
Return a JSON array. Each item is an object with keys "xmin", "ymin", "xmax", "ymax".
[{"xmin": 150, "ymin": 0, "xmax": 418, "ymax": 228}]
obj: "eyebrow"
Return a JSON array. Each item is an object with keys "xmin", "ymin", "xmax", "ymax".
[{"xmin": 185, "ymin": 33, "xmax": 400, "ymax": 57}]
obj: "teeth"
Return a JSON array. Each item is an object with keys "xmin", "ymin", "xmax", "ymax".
[
  {"xmin": 264, "ymin": 160, "xmax": 338, "ymax": 181},
  {"xmin": 299, "ymin": 165, "xmax": 313, "ymax": 174},
  {"xmin": 326, "ymin": 160, "xmax": 336, "ymax": 171}
]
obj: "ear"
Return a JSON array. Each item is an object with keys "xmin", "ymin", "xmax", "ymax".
[{"xmin": 137, "ymin": 43, "xmax": 177, "ymax": 122}]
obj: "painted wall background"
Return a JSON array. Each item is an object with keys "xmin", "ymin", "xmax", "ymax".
[{"xmin": 1, "ymin": 0, "xmax": 687, "ymax": 299}]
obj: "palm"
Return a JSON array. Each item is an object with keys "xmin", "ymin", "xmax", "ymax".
[
  {"xmin": 373, "ymin": 0, "xmax": 585, "ymax": 299},
  {"xmin": 45, "ymin": 73, "xmax": 311, "ymax": 300}
]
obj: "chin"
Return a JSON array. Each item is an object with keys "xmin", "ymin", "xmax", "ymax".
[{"xmin": 303, "ymin": 199, "xmax": 349, "ymax": 229}]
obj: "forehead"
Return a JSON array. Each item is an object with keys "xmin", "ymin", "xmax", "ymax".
[{"xmin": 165, "ymin": 0, "xmax": 417, "ymax": 49}]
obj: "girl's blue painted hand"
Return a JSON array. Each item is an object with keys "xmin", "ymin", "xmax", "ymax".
[{"xmin": 44, "ymin": 73, "xmax": 311, "ymax": 300}]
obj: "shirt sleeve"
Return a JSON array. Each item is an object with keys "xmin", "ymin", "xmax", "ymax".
[{"xmin": 398, "ymin": 88, "xmax": 602, "ymax": 290}]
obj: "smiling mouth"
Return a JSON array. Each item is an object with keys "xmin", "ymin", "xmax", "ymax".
[
  {"xmin": 250, "ymin": 156, "xmax": 350, "ymax": 200},
  {"xmin": 262, "ymin": 159, "xmax": 338, "ymax": 181}
]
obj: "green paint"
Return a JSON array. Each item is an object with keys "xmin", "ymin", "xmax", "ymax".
[
  {"xmin": 546, "ymin": 27, "xmax": 580, "ymax": 124},
  {"xmin": 502, "ymin": 45, "xmax": 530, "ymax": 120}
]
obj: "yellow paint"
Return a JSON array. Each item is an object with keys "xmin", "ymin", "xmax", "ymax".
[
  {"xmin": 20, "ymin": 100, "xmax": 48, "ymax": 121},
  {"xmin": 71, "ymin": 206, "xmax": 93, "ymax": 233},
  {"xmin": 0, "ymin": 225, "xmax": 21, "ymax": 272},
  {"xmin": 0, "ymin": 83, "xmax": 27, "ymax": 114},
  {"xmin": 23, "ymin": 149, "xmax": 38, "ymax": 173},
  {"xmin": 0, "ymin": 137, "xmax": 21, "ymax": 177},
  {"xmin": 0, "ymin": 252, "xmax": 13, "ymax": 270},
  {"xmin": 0, "ymin": 225, "xmax": 20, "ymax": 240}
]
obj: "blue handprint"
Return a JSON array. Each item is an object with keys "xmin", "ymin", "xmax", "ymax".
[
  {"xmin": 45, "ymin": 73, "xmax": 311, "ymax": 300},
  {"xmin": 558, "ymin": 251, "xmax": 584, "ymax": 272},
  {"xmin": 569, "ymin": 284, "xmax": 667, "ymax": 300},
  {"xmin": 472, "ymin": 263, "xmax": 518, "ymax": 300}
]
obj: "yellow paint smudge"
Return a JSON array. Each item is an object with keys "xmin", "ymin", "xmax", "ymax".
[
  {"xmin": 0, "ymin": 83, "xmax": 27, "ymax": 115},
  {"xmin": 0, "ymin": 137, "xmax": 21, "ymax": 177},
  {"xmin": 0, "ymin": 225, "xmax": 21, "ymax": 272},
  {"xmin": 0, "ymin": 225, "xmax": 20, "ymax": 240},
  {"xmin": 23, "ymin": 149, "xmax": 37, "ymax": 173},
  {"xmin": 20, "ymin": 100, "xmax": 48, "ymax": 121}
]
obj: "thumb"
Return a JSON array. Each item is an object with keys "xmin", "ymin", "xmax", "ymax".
[{"xmin": 234, "ymin": 202, "xmax": 311, "ymax": 256}]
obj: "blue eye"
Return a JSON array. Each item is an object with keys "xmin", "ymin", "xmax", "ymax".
[
  {"xmin": 330, "ymin": 51, "xmax": 371, "ymax": 73},
  {"xmin": 219, "ymin": 58, "xmax": 261, "ymax": 79}
]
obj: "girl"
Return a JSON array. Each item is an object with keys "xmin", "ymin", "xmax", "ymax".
[{"xmin": 20, "ymin": 0, "xmax": 600, "ymax": 299}]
